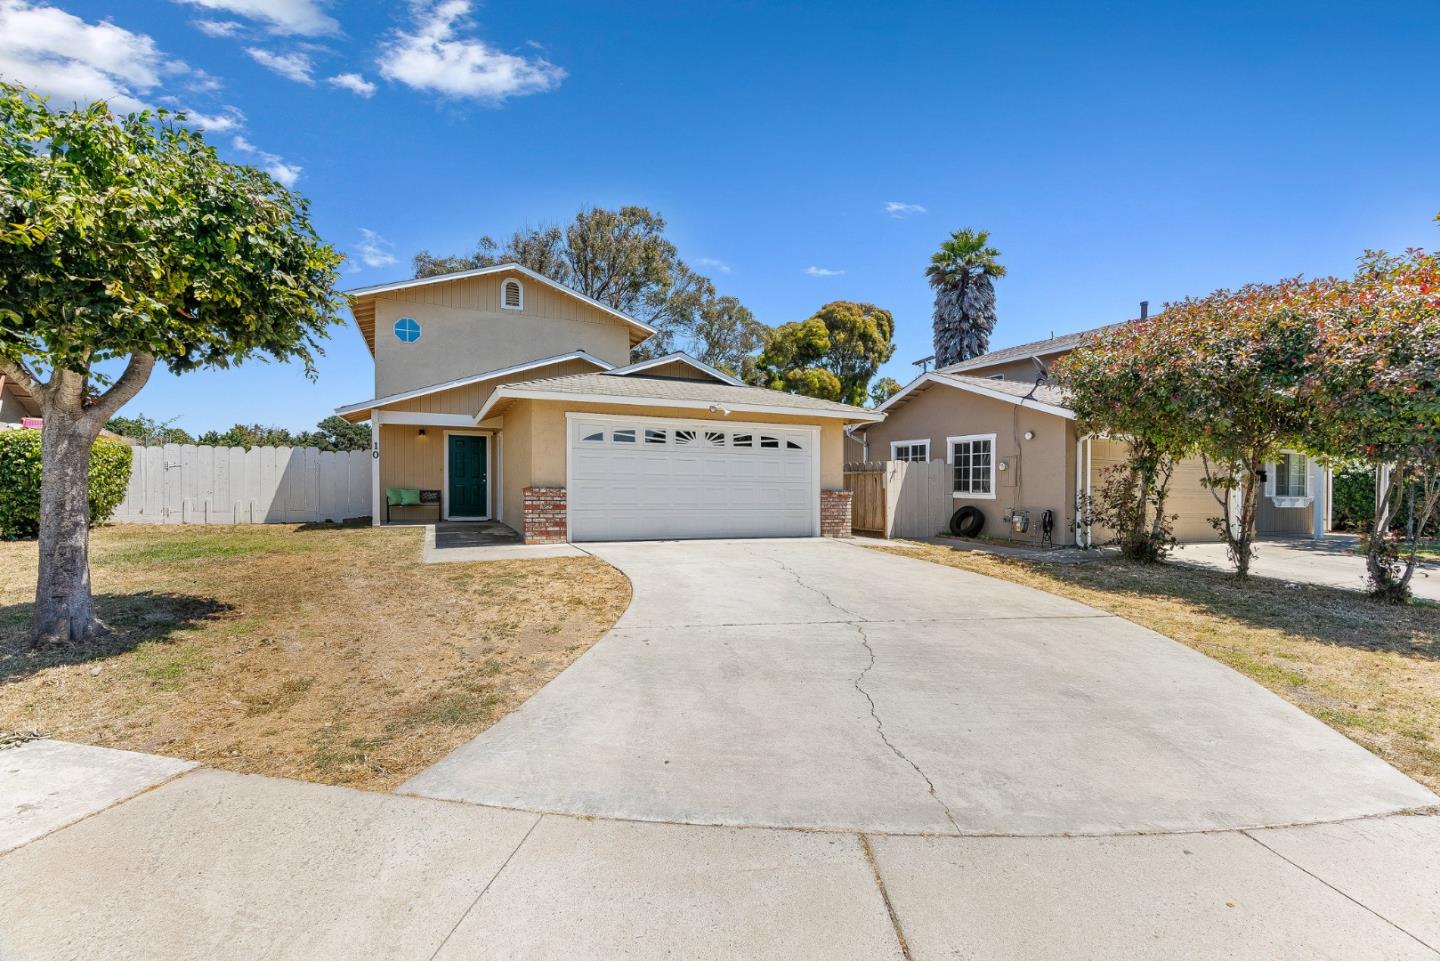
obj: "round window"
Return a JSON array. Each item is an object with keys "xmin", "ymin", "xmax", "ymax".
[{"xmin": 393, "ymin": 317, "xmax": 421, "ymax": 343}]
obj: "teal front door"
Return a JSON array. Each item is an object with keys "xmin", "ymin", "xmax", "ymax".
[{"xmin": 447, "ymin": 434, "xmax": 488, "ymax": 518}]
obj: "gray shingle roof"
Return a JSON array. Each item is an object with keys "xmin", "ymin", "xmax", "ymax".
[
  {"xmin": 493, "ymin": 371, "xmax": 879, "ymax": 418},
  {"xmin": 937, "ymin": 373, "xmax": 1071, "ymax": 409},
  {"xmin": 937, "ymin": 319, "xmax": 1136, "ymax": 374}
]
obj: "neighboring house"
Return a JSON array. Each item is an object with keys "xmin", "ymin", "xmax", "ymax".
[
  {"xmin": 0, "ymin": 374, "xmax": 40, "ymax": 424},
  {"xmin": 855, "ymin": 322, "xmax": 1330, "ymax": 546},
  {"xmin": 335, "ymin": 264, "xmax": 880, "ymax": 542}
]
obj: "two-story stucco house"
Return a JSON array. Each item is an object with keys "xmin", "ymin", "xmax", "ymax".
[
  {"xmin": 854, "ymin": 321, "xmax": 1330, "ymax": 547},
  {"xmin": 335, "ymin": 264, "xmax": 880, "ymax": 542}
]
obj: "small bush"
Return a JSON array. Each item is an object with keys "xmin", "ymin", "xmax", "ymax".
[
  {"xmin": 0, "ymin": 429, "xmax": 133, "ymax": 540},
  {"xmin": 1078, "ymin": 457, "xmax": 1179, "ymax": 563},
  {"xmin": 1331, "ymin": 464, "xmax": 1375, "ymax": 532}
]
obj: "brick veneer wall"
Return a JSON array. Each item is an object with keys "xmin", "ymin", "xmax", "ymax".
[
  {"xmin": 523, "ymin": 486, "xmax": 567, "ymax": 544},
  {"xmin": 820, "ymin": 489, "xmax": 852, "ymax": 538}
]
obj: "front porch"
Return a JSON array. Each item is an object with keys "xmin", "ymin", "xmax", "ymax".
[{"xmin": 369, "ymin": 411, "xmax": 500, "ymax": 527}]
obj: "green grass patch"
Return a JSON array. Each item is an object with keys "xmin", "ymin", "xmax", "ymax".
[{"xmin": 133, "ymin": 641, "xmax": 210, "ymax": 690}]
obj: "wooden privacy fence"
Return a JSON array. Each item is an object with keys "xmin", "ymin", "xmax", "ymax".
[
  {"xmin": 844, "ymin": 460, "xmax": 954, "ymax": 539},
  {"xmin": 111, "ymin": 444, "xmax": 371, "ymax": 525}
]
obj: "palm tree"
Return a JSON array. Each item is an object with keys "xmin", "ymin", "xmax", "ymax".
[{"xmin": 926, "ymin": 229, "xmax": 1006, "ymax": 367}]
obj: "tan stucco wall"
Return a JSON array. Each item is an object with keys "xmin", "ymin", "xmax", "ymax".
[
  {"xmin": 860, "ymin": 383, "xmax": 1078, "ymax": 545},
  {"xmin": 1086, "ymin": 439, "xmax": 1220, "ymax": 543},
  {"xmin": 372, "ymin": 269, "xmax": 634, "ymax": 396},
  {"xmin": 950, "ymin": 357, "xmax": 1049, "ymax": 383},
  {"xmin": 632, "ymin": 360, "xmax": 724, "ymax": 381},
  {"xmin": 377, "ymin": 357, "xmax": 602, "ymax": 417},
  {"xmin": 1, "ymin": 383, "xmax": 34, "ymax": 422},
  {"xmin": 497, "ymin": 398, "xmax": 849, "ymax": 527}
]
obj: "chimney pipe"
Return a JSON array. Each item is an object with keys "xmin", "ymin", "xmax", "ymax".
[{"xmin": 1140, "ymin": 300, "xmax": 1149, "ymax": 320}]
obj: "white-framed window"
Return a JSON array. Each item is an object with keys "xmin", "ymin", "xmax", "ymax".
[
  {"xmin": 1267, "ymin": 450, "xmax": 1312, "ymax": 506},
  {"xmin": 890, "ymin": 439, "xmax": 930, "ymax": 462},
  {"xmin": 947, "ymin": 433, "xmax": 997, "ymax": 499},
  {"xmin": 501, "ymin": 278, "xmax": 524, "ymax": 311}
]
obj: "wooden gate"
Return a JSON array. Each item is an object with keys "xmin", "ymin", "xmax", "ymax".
[{"xmin": 844, "ymin": 462, "xmax": 888, "ymax": 534}]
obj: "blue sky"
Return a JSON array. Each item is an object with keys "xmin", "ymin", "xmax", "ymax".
[{"xmin": 5, "ymin": 0, "xmax": 1438, "ymax": 432}]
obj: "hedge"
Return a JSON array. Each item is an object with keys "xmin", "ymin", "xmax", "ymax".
[{"xmin": 0, "ymin": 429, "xmax": 133, "ymax": 540}]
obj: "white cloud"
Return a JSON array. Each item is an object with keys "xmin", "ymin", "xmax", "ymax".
[
  {"xmin": 883, "ymin": 201, "xmax": 927, "ymax": 218},
  {"xmin": 232, "ymin": 135, "xmax": 301, "ymax": 186},
  {"xmin": 246, "ymin": 47, "xmax": 314, "ymax": 84},
  {"xmin": 193, "ymin": 18, "xmax": 244, "ymax": 38},
  {"xmin": 805, "ymin": 266, "xmax": 845, "ymax": 277},
  {"xmin": 172, "ymin": 0, "xmax": 337, "ymax": 36},
  {"xmin": 0, "ymin": 0, "xmax": 172, "ymax": 112},
  {"xmin": 327, "ymin": 72, "xmax": 376, "ymax": 97},
  {"xmin": 355, "ymin": 228, "xmax": 397, "ymax": 268},
  {"xmin": 178, "ymin": 104, "xmax": 245, "ymax": 133},
  {"xmin": 694, "ymin": 257, "xmax": 731, "ymax": 274},
  {"xmin": 379, "ymin": 0, "xmax": 566, "ymax": 102}
]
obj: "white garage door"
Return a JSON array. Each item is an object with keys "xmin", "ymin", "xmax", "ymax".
[{"xmin": 568, "ymin": 416, "xmax": 819, "ymax": 541}]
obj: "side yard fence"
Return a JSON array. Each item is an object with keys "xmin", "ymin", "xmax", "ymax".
[
  {"xmin": 843, "ymin": 460, "xmax": 953, "ymax": 539},
  {"xmin": 111, "ymin": 444, "xmax": 371, "ymax": 525}
]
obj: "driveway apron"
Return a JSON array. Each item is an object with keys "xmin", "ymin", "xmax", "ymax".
[{"xmin": 401, "ymin": 538, "xmax": 1436, "ymax": 835}]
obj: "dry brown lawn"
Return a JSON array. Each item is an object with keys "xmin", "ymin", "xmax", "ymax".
[
  {"xmin": 874, "ymin": 541, "xmax": 1440, "ymax": 793},
  {"xmin": 0, "ymin": 524, "xmax": 629, "ymax": 790}
]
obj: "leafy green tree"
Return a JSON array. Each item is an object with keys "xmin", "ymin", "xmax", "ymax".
[
  {"xmin": 414, "ymin": 207, "xmax": 768, "ymax": 368},
  {"xmin": 1299, "ymin": 245, "xmax": 1440, "ymax": 601},
  {"xmin": 927, "ymin": 229, "xmax": 1006, "ymax": 367},
  {"xmin": 754, "ymin": 302, "xmax": 895, "ymax": 407},
  {"xmin": 0, "ymin": 84, "xmax": 343, "ymax": 646},
  {"xmin": 868, "ymin": 377, "xmax": 902, "ymax": 408},
  {"xmin": 309, "ymin": 415, "xmax": 371, "ymax": 452},
  {"xmin": 1053, "ymin": 320, "xmax": 1199, "ymax": 561},
  {"xmin": 197, "ymin": 424, "xmax": 300, "ymax": 449},
  {"xmin": 1105, "ymin": 283, "xmax": 1315, "ymax": 577},
  {"xmin": 105, "ymin": 413, "xmax": 195, "ymax": 446}
]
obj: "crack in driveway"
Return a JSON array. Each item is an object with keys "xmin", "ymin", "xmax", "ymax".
[
  {"xmin": 747, "ymin": 545, "xmax": 962, "ymax": 832},
  {"xmin": 853, "ymin": 621, "xmax": 962, "ymax": 833}
]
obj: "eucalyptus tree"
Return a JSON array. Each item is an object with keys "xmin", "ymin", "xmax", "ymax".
[{"xmin": 926, "ymin": 229, "xmax": 1006, "ymax": 367}]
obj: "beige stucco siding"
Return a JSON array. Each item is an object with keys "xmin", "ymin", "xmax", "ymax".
[
  {"xmin": 1, "ymin": 383, "xmax": 33, "ymax": 422},
  {"xmin": 632, "ymin": 361, "xmax": 724, "ymax": 381},
  {"xmin": 950, "ymin": 358, "xmax": 1049, "ymax": 383},
  {"xmin": 861, "ymin": 383, "xmax": 1078, "ymax": 544},
  {"xmin": 372, "ymin": 270, "xmax": 634, "ymax": 396},
  {"xmin": 1086, "ymin": 440, "xmax": 1219, "ymax": 543},
  {"xmin": 379, "ymin": 358, "xmax": 602, "ymax": 416}
]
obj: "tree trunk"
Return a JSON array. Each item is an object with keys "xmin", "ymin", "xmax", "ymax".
[{"xmin": 32, "ymin": 399, "xmax": 105, "ymax": 647}]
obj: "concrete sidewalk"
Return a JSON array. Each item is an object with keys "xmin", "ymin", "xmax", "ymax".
[
  {"xmin": 1174, "ymin": 534, "xmax": 1440, "ymax": 601},
  {"xmin": 1, "ymin": 741, "xmax": 1437, "ymax": 960}
]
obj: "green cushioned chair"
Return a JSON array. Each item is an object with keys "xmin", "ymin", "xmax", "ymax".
[{"xmin": 384, "ymin": 487, "xmax": 422, "ymax": 521}]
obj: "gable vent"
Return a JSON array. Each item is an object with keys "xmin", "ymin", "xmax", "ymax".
[{"xmin": 501, "ymin": 279, "xmax": 524, "ymax": 310}]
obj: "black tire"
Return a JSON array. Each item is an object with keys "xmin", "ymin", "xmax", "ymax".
[{"xmin": 949, "ymin": 506, "xmax": 985, "ymax": 538}]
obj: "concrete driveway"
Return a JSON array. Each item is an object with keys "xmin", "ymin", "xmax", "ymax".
[
  {"xmin": 6, "ymin": 540, "xmax": 1439, "ymax": 960},
  {"xmin": 1174, "ymin": 535, "xmax": 1440, "ymax": 601},
  {"xmin": 403, "ymin": 538, "xmax": 1434, "ymax": 835}
]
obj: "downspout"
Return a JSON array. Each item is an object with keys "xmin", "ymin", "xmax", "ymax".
[{"xmin": 1074, "ymin": 431, "xmax": 1093, "ymax": 548}]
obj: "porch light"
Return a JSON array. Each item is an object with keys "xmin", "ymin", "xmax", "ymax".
[{"xmin": 418, "ymin": 429, "xmax": 427, "ymax": 438}]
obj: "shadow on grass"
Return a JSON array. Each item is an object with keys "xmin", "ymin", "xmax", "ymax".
[
  {"xmin": 292, "ymin": 517, "xmax": 375, "ymax": 533},
  {"xmin": 1035, "ymin": 555, "xmax": 1440, "ymax": 660},
  {"xmin": 0, "ymin": 591, "xmax": 233, "ymax": 684}
]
